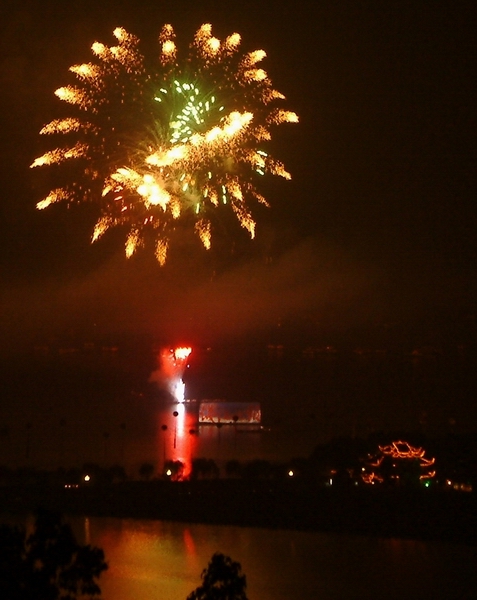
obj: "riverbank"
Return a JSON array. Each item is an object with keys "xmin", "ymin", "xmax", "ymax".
[{"xmin": 1, "ymin": 479, "xmax": 476, "ymax": 545}]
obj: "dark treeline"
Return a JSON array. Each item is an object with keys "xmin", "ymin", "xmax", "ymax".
[
  {"xmin": 0, "ymin": 432, "xmax": 476, "ymax": 545},
  {"xmin": 1, "ymin": 430, "xmax": 476, "ymax": 487}
]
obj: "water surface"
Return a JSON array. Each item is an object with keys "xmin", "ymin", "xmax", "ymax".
[{"xmin": 71, "ymin": 516, "xmax": 477, "ymax": 600}]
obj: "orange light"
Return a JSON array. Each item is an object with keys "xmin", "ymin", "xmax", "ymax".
[{"xmin": 174, "ymin": 347, "xmax": 192, "ymax": 361}]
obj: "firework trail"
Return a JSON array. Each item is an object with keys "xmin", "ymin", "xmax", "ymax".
[
  {"xmin": 31, "ymin": 24, "xmax": 298, "ymax": 264},
  {"xmin": 150, "ymin": 346, "xmax": 192, "ymax": 402}
]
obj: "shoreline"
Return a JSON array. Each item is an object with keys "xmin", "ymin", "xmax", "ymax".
[{"xmin": 1, "ymin": 479, "xmax": 476, "ymax": 546}]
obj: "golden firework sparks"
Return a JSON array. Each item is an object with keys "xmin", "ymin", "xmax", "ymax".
[{"xmin": 31, "ymin": 24, "xmax": 298, "ymax": 263}]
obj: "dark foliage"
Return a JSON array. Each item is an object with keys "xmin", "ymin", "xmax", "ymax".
[
  {"xmin": 187, "ymin": 553, "xmax": 248, "ymax": 600},
  {"xmin": 138, "ymin": 461, "xmax": 155, "ymax": 480},
  {"xmin": 0, "ymin": 509, "xmax": 107, "ymax": 600},
  {"xmin": 191, "ymin": 458, "xmax": 220, "ymax": 480}
]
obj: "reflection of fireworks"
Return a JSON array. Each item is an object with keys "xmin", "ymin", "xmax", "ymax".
[
  {"xmin": 31, "ymin": 24, "xmax": 298, "ymax": 263},
  {"xmin": 151, "ymin": 346, "xmax": 192, "ymax": 402}
]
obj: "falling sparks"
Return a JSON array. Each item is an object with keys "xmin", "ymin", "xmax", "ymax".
[
  {"xmin": 31, "ymin": 24, "xmax": 298, "ymax": 264},
  {"xmin": 31, "ymin": 142, "xmax": 88, "ymax": 167},
  {"xmin": 36, "ymin": 188, "xmax": 72, "ymax": 210}
]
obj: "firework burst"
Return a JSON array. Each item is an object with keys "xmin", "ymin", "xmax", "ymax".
[{"xmin": 32, "ymin": 24, "xmax": 298, "ymax": 264}]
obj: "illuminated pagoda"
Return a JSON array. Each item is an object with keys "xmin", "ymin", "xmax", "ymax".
[{"xmin": 362, "ymin": 440, "xmax": 436, "ymax": 486}]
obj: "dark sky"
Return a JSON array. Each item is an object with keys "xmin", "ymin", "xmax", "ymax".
[{"xmin": 1, "ymin": 0, "xmax": 476, "ymax": 349}]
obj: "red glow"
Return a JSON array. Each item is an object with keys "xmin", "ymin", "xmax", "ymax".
[
  {"xmin": 183, "ymin": 528, "xmax": 197, "ymax": 556},
  {"xmin": 157, "ymin": 404, "xmax": 198, "ymax": 479},
  {"xmin": 154, "ymin": 346, "xmax": 192, "ymax": 402},
  {"xmin": 160, "ymin": 346, "xmax": 192, "ymax": 380}
]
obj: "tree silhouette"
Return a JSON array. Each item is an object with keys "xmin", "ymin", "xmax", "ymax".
[
  {"xmin": 187, "ymin": 553, "xmax": 248, "ymax": 600},
  {"xmin": 225, "ymin": 460, "xmax": 242, "ymax": 478},
  {"xmin": 138, "ymin": 462, "xmax": 155, "ymax": 480},
  {"xmin": 191, "ymin": 458, "xmax": 220, "ymax": 480},
  {"xmin": 0, "ymin": 509, "xmax": 107, "ymax": 599}
]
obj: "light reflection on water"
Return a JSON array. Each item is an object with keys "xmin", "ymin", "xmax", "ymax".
[
  {"xmin": 157, "ymin": 402, "xmax": 199, "ymax": 478},
  {"xmin": 67, "ymin": 516, "xmax": 477, "ymax": 600},
  {"xmin": 155, "ymin": 401, "xmax": 263, "ymax": 477}
]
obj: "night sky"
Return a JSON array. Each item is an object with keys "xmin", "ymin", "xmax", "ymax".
[
  {"xmin": 0, "ymin": 0, "xmax": 476, "ymax": 462},
  {"xmin": 0, "ymin": 0, "xmax": 477, "ymax": 464},
  {"xmin": 0, "ymin": 1, "xmax": 475, "ymax": 348}
]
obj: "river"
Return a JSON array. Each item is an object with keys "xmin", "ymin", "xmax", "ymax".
[
  {"xmin": 66, "ymin": 515, "xmax": 477, "ymax": 600},
  {"xmin": 2, "ymin": 346, "xmax": 477, "ymax": 473}
]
